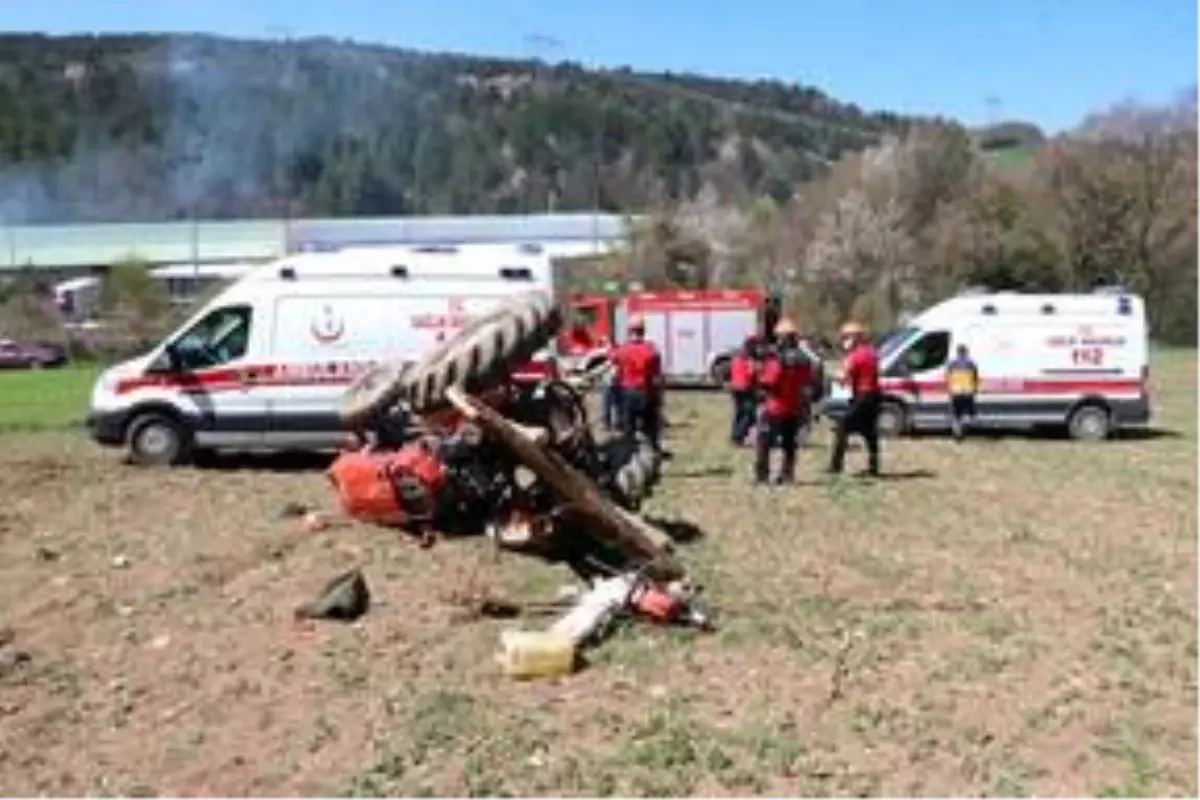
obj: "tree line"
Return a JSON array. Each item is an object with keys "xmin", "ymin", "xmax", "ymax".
[
  {"xmin": 0, "ymin": 33, "xmax": 922, "ymax": 223},
  {"xmin": 0, "ymin": 33, "xmax": 1191, "ymax": 347},
  {"xmin": 610, "ymin": 94, "xmax": 1197, "ymax": 345},
  {"xmin": 2, "ymin": 90, "xmax": 1194, "ymax": 354}
]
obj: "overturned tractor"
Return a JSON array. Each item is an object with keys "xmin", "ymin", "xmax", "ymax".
[{"xmin": 328, "ymin": 291, "xmax": 681, "ymax": 583}]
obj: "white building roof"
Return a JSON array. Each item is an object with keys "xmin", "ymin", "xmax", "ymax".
[{"xmin": 1, "ymin": 212, "xmax": 634, "ymax": 271}]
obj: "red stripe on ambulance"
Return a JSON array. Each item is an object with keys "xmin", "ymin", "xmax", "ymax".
[
  {"xmin": 877, "ymin": 377, "xmax": 1143, "ymax": 395},
  {"xmin": 115, "ymin": 357, "xmax": 556, "ymax": 396}
]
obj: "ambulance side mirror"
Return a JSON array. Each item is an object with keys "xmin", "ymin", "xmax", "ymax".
[{"xmin": 147, "ymin": 346, "xmax": 179, "ymax": 374}]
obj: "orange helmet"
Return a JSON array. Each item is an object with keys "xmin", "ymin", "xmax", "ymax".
[
  {"xmin": 774, "ymin": 317, "xmax": 799, "ymax": 336},
  {"xmin": 839, "ymin": 321, "xmax": 866, "ymax": 338}
]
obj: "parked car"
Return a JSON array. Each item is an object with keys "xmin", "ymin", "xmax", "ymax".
[{"xmin": 0, "ymin": 338, "xmax": 68, "ymax": 370}]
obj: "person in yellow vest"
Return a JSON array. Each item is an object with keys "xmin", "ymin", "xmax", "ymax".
[{"xmin": 945, "ymin": 343, "xmax": 980, "ymax": 442}]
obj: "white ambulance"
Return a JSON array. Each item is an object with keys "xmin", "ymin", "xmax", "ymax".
[
  {"xmin": 822, "ymin": 289, "xmax": 1152, "ymax": 440},
  {"xmin": 86, "ymin": 244, "xmax": 555, "ymax": 465}
]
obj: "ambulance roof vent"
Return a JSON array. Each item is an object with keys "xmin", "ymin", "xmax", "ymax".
[
  {"xmin": 412, "ymin": 245, "xmax": 458, "ymax": 254},
  {"xmin": 500, "ymin": 266, "xmax": 533, "ymax": 281},
  {"xmin": 517, "ymin": 243, "xmax": 543, "ymax": 254},
  {"xmin": 981, "ymin": 303, "xmax": 997, "ymax": 315},
  {"xmin": 390, "ymin": 265, "xmax": 409, "ymax": 279},
  {"xmin": 1041, "ymin": 303, "xmax": 1056, "ymax": 314}
]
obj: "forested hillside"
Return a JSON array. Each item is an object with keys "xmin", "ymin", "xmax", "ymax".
[{"xmin": 0, "ymin": 33, "xmax": 927, "ymax": 223}]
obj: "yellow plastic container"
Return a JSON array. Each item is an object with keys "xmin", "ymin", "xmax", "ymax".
[{"xmin": 498, "ymin": 629, "xmax": 577, "ymax": 680}]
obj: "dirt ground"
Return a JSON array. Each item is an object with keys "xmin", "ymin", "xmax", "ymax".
[{"xmin": 0, "ymin": 352, "xmax": 1195, "ymax": 797}]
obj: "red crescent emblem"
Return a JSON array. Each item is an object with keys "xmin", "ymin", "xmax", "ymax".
[{"xmin": 311, "ymin": 305, "xmax": 345, "ymax": 344}]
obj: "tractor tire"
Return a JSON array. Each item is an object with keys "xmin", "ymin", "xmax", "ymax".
[
  {"xmin": 402, "ymin": 292, "xmax": 560, "ymax": 414},
  {"xmin": 612, "ymin": 435, "xmax": 661, "ymax": 508},
  {"xmin": 339, "ymin": 361, "xmax": 412, "ymax": 428}
]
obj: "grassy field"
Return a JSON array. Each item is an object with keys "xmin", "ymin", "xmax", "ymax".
[
  {"xmin": 0, "ymin": 351, "xmax": 1194, "ymax": 796},
  {"xmin": 0, "ymin": 363, "xmax": 102, "ymax": 432}
]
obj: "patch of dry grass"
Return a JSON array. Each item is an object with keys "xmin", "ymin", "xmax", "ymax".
[{"xmin": 0, "ymin": 351, "xmax": 1194, "ymax": 796}]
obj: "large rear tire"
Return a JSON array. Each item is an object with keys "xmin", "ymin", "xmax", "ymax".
[
  {"xmin": 402, "ymin": 292, "xmax": 560, "ymax": 414},
  {"xmin": 336, "ymin": 292, "xmax": 558, "ymax": 425},
  {"xmin": 339, "ymin": 362, "xmax": 412, "ymax": 428}
]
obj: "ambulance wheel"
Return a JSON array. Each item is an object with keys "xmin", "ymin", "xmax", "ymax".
[
  {"xmin": 1067, "ymin": 403, "xmax": 1111, "ymax": 441},
  {"xmin": 403, "ymin": 291, "xmax": 560, "ymax": 414},
  {"xmin": 875, "ymin": 401, "xmax": 907, "ymax": 438},
  {"xmin": 339, "ymin": 362, "xmax": 411, "ymax": 428},
  {"xmin": 126, "ymin": 413, "xmax": 192, "ymax": 467}
]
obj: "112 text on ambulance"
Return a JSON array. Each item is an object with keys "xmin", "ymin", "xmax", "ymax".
[{"xmin": 1071, "ymin": 346, "xmax": 1104, "ymax": 366}]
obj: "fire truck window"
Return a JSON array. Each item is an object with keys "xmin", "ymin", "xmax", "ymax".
[
  {"xmin": 171, "ymin": 305, "xmax": 253, "ymax": 370},
  {"xmin": 574, "ymin": 306, "xmax": 600, "ymax": 328},
  {"xmin": 892, "ymin": 330, "xmax": 950, "ymax": 375}
]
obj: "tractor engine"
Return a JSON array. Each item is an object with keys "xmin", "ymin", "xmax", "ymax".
[{"xmin": 328, "ymin": 376, "xmax": 663, "ymax": 574}]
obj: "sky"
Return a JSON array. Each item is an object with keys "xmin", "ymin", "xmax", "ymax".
[{"xmin": 1, "ymin": 0, "xmax": 1195, "ymax": 133}]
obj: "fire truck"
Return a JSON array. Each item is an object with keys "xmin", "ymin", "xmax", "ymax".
[{"xmin": 558, "ymin": 288, "xmax": 780, "ymax": 386}]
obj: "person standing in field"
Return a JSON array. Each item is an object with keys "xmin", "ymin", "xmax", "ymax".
[
  {"xmin": 728, "ymin": 336, "xmax": 758, "ymax": 446},
  {"xmin": 828, "ymin": 321, "xmax": 882, "ymax": 477},
  {"xmin": 611, "ymin": 315, "xmax": 664, "ymax": 452},
  {"xmin": 945, "ymin": 343, "xmax": 980, "ymax": 442},
  {"xmin": 794, "ymin": 332, "xmax": 824, "ymax": 448},
  {"xmin": 754, "ymin": 318, "xmax": 813, "ymax": 485},
  {"xmin": 600, "ymin": 353, "xmax": 624, "ymax": 432}
]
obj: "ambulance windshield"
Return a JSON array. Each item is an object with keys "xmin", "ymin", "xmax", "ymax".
[
  {"xmin": 878, "ymin": 326, "xmax": 917, "ymax": 359},
  {"xmin": 171, "ymin": 305, "xmax": 253, "ymax": 370}
]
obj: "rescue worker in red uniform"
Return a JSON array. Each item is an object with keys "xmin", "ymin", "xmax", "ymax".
[
  {"xmin": 728, "ymin": 336, "xmax": 759, "ymax": 446},
  {"xmin": 601, "ymin": 339, "xmax": 624, "ymax": 432},
  {"xmin": 611, "ymin": 315, "xmax": 664, "ymax": 451},
  {"xmin": 828, "ymin": 321, "xmax": 882, "ymax": 476},
  {"xmin": 754, "ymin": 318, "xmax": 814, "ymax": 485}
]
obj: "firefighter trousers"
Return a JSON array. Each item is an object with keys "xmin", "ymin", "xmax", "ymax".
[
  {"xmin": 730, "ymin": 390, "xmax": 756, "ymax": 444},
  {"xmin": 950, "ymin": 394, "xmax": 977, "ymax": 441},
  {"xmin": 623, "ymin": 388, "xmax": 662, "ymax": 450},
  {"xmin": 829, "ymin": 391, "xmax": 881, "ymax": 475},
  {"xmin": 602, "ymin": 382, "xmax": 625, "ymax": 430},
  {"xmin": 755, "ymin": 411, "xmax": 800, "ymax": 484}
]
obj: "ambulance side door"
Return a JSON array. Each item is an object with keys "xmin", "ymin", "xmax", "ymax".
[
  {"xmin": 164, "ymin": 301, "xmax": 271, "ymax": 448},
  {"xmin": 884, "ymin": 328, "xmax": 952, "ymax": 429},
  {"xmin": 264, "ymin": 293, "xmax": 340, "ymax": 448}
]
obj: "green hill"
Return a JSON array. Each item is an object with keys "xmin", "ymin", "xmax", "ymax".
[{"xmin": 0, "ymin": 33, "xmax": 929, "ymax": 223}]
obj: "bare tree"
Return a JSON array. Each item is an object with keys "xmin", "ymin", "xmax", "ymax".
[
  {"xmin": 0, "ymin": 272, "xmax": 62, "ymax": 342},
  {"xmin": 605, "ymin": 91, "xmax": 1196, "ymax": 343},
  {"xmin": 804, "ymin": 188, "xmax": 917, "ymax": 327},
  {"xmin": 621, "ymin": 211, "xmax": 713, "ymax": 289}
]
